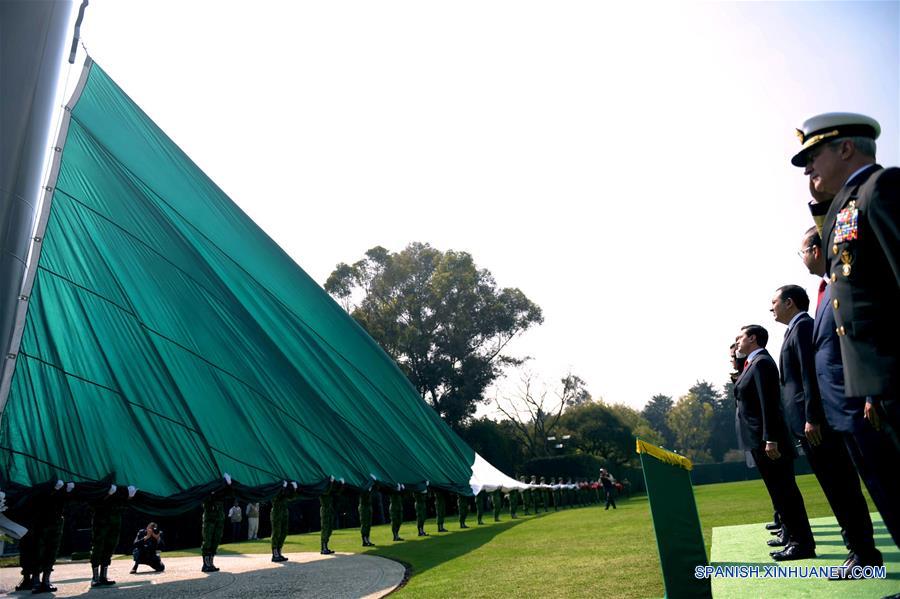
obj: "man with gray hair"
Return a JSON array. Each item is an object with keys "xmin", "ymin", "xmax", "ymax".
[{"xmin": 791, "ymin": 113, "xmax": 899, "ymax": 550}]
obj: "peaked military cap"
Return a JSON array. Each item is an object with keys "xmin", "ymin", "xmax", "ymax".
[{"xmin": 791, "ymin": 112, "xmax": 880, "ymax": 167}]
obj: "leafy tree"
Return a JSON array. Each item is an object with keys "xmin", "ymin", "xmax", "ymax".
[
  {"xmin": 562, "ymin": 374, "xmax": 592, "ymax": 407},
  {"xmin": 459, "ymin": 418, "xmax": 525, "ymax": 475},
  {"xmin": 494, "ymin": 370, "xmax": 577, "ymax": 458},
  {"xmin": 325, "ymin": 243, "xmax": 543, "ymax": 429},
  {"xmin": 688, "ymin": 380, "xmax": 737, "ymax": 462},
  {"xmin": 667, "ymin": 392, "xmax": 714, "ymax": 463},
  {"xmin": 607, "ymin": 403, "xmax": 665, "ymax": 447},
  {"xmin": 641, "ymin": 394, "xmax": 674, "ymax": 447},
  {"xmin": 558, "ymin": 402, "xmax": 637, "ymax": 468}
]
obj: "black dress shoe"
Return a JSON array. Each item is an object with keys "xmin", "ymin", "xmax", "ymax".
[
  {"xmin": 32, "ymin": 583, "xmax": 58, "ymax": 594},
  {"xmin": 767, "ymin": 536, "xmax": 787, "ymax": 547},
  {"xmin": 771, "ymin": 544, "xmax": 816, "ymax": 561},
  {"xmin": 829, "ymin": 551, "xmax": 884, "ymax": 581},
  {"xmin": 765, "ymin": 522, "xmax": 781, "ymax": 530},
  {"xmin": 770, "ymin": 528, "xmax": 783, "ymax": 536}
]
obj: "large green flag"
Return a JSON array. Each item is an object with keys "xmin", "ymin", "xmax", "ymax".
[
  {"xmin": 637, "ymin": 439, "xmax": 711, "ymax": 599},
  {"xmin": 0, "ymin": 58, "xmax": 477, "ymax": 509}
]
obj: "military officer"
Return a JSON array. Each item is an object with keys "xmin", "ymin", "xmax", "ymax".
[
  {"xmin": 509, "ymin": 487, "xmax": 520, "ymax": 519},
  {"xmin": 793, "ymin": 113, "xmax": 900, "ymax": 548}
]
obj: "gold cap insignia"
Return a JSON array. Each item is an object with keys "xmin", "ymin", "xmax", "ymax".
[{"xmin": 795, "ymin": 128, "xmax": 805, "ymax": 143}]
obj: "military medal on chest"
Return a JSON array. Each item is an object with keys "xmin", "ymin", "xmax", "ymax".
[
  {"xmin": 840, "ymin": 250, "xmax": 852, "ymax": 277},
  {"xmin": 834, "ymin": 200, "xmax": 858, "ymax": 244}
]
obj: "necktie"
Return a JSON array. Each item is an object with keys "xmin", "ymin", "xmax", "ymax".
[{"xmin": 817, "ymin": 280, "xmax": 826, "ymax": 312}]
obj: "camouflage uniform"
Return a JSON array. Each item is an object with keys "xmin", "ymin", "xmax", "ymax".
[
  {"xmin": 520, "ymin": 476, "xmax": 532, "ymax": 515},
  {"xmin": 492, "ymin": 489, "xmax": 503, "ymax": 521},
  {"xmin": 319, "ymin": 493, "xmax": 335, "ymax": 554},
  {"xmin": 359, "ymin": 490, "xmax": 374, "ymax": 546},
  {"xmin": 17, "ymin": 484, "xmax": 69, "ymax": 593},
  {"xmin": 415, "ymin": 490, "xmax": 429, "ymax": 536},
  {"xmin": 270, "ymin": 486, "xmax": 292, "ymax": 562},
  {"xmin": 434, "ymin": 490, "xmax": 448, "ymax": 532},
  {"xmin": 530, "ymin": 476, "xmax": 541, "ymax": 513},
  {"xmin": 509, "ymin": 488, "xmax": 520, "ymax": 519},
  {"xmin": 457, "ymin": 493, "xmax": 470, "ymax": 528},
  {"xmin": 475, "ymin": 490, "xmax": 486, "ymax": 525},
  {"xmin": 540, "ymin": 477, "xmax": 551, "ymax": 512},
  {"xmin": 390, "ymin": 491, "xmax": 404, "ymax": 541},
  {"xmin": 201, "ymin": 496, "xmax": 225, "ymax": 572},
  {"xmin": 90, "ymin": 488, "xmax": 126, "ymax": 586}
]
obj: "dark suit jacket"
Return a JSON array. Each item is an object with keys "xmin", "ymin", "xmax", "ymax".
[
  {"xmin": 819, "ymin": 164, "xmax": 900, "ymax": 398},
  {"xmin": 779, "ymin": 312, "xmax": 827, "ymax": 438},
  {"xmin": 734, "ymin": 349, "xmax": 792, "ymax": 452}
]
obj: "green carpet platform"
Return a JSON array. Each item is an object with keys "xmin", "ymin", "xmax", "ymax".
[{"xmin": 710, "ymin": 513, "xmax": 898, "ymax": 597}]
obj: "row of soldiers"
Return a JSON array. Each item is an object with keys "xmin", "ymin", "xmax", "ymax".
[{"xmin": 10, "ymin": 473, "xmax": 616, "ymax": 591}]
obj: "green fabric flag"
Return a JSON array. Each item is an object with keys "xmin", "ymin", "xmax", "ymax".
[
  {"xmin": 637, "ymin": 439, "xmax": 711, "ymax": 599},
  {"xmin": 0, "ymin": 58, "xmax": 476, "ymax": 508}
]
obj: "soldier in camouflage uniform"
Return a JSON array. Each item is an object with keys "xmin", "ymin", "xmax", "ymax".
[
  {"xmin": 520, "ymin": 476, "xmax": 532, "ymax": 515},
  {"xmin": 457, "ymin": 493, "xmax": 470, "ymax": 528},
  {"xmin": 530, "ymin": 476, "xmax": 541, "ymax": 513},
  {"xmin": 270, "ymin": 483, "xmax": 294, "ymax": 562},
  {"xmin": 492, "ymin": 488, "xmax": 503, "ymax": 521},
  {"xmin": 415, "ymin": 488, "xmax": 429, "ymax": 536},
  {"xmin": 16, "ymin": 481, "xmax": 70, "ymax": 594},
  {"xmin": 359, "ymin": 489, "xmax": 375, "ymax": 546},
  {"xmin": 319, "ymin": 492, "xmax": 335, "ymax": 555},
  {"xmin": 509, "ymin": 487, "xmax": 520, "ymax": 519},
  {"xmin": 540, "ymin": 477, "xmax": 551, "ymax": 512},
  {"xmin": 90, "ymin": 485, "xmax": 128, "ymax": 587},
  {"xmin": 390, "ymin": 490, "xmax": 404, "ymax": 541},
  {"xmin": 434, "ymin": 489, "xmax": 448, "ymax": 532},
  {"xmin": 475, "ymin": 490, "xmax": 486, "ymax": 525},
  {"xmin": 201, "ymin": 493, "xmax": 225, "ymax": 572}
]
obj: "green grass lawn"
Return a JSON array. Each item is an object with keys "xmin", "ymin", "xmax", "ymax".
[
  {"xmin": 3, "ymin": 474, "xmax": 877, "ymax": 597},
  {"xmin": 151, "ymin": 473, "xmax": 869, "ymax": 598}
]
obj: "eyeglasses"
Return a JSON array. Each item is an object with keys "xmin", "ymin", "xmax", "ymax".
[{"xmin": 797, "ymin": 246, "xmax": 816, "ymax": 258}]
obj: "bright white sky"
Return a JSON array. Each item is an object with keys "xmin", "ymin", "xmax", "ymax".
[{"xmin": 68, "ymin": 1, "xmax": 899, "ymax": 414}]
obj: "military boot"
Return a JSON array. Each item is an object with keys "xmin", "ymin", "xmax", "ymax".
[
  {"xmin": 201, "ymin": 555, "xmax": 220, "ymax": 572},
  {"xmin": 98, "ymin": 564, "xmax": 116, "ymax": 586},
  {"xmin": 320, "ymin": 542, "xmax": 334, "ymax": 555}
]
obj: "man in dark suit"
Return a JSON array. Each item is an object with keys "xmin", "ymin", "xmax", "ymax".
[
  {"xmin": 800, "ymin": 225, "xmax": 900, "ymax": 552},
  {"xmin": 793, "ymin": 113, "xmax": 900, "ymax": 549},
  {"xmin": 734, "ymin": 324, "xmax": 815, "ymax": 560},
  {"xmin": 771, "ymin": 283, "xmax": 880, "ymax": 573}
]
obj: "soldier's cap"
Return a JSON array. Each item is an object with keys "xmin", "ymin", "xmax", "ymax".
[{"xmin": 791, "ymin": 112, "xmax": 880, "ymax": 167}]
